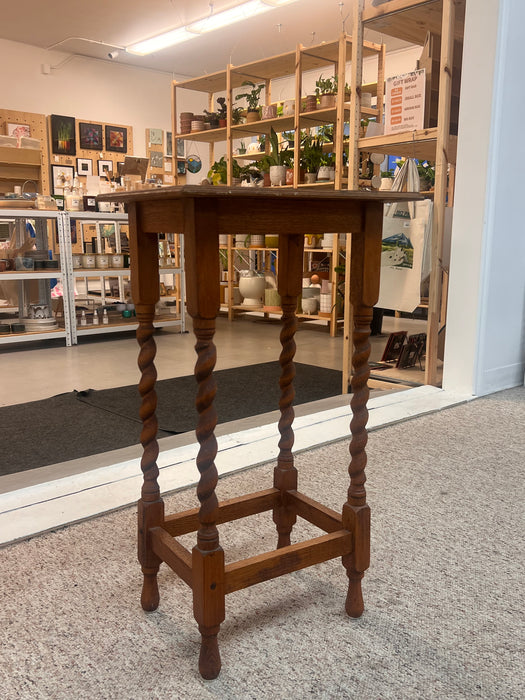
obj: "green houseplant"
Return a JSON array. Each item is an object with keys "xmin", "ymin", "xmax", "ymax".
[
  {"xmin": 235, "ymin": 80, "xmax": 264, "ymax": 122},
  {"xmin": 300, "ymin": 135, "xmax": 324, "ymax": 182},
  {"xmin": 216, "ymin": 97, "xmax": 227, "ymax": 126},
  {"xmin": 315, "ymin": 74, "xmax": 337, "ymax": 108}
]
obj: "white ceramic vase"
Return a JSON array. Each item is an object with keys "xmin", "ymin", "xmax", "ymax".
[
  {"xmin": 238, "ymin": 272, "xmax": 266, "ymax": 307},
  {"xmin": 270, "ymin": 165, "xmax": 286, "ymax": 186}
]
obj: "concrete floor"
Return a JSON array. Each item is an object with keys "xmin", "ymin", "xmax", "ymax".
[{"xmin": 0, "ymin": 313, "xmax": 433, "ymax": 407}]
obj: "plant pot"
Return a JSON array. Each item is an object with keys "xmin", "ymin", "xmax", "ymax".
[
  {"xmin": 304, "ymin": 95, "xmax": 317, "ymax": 112},
  {"xmin": 319, "ymin": 93, "xmax": 336, "ymax": 109},
  {"xmin": 263, "ymin": 172, "xmax": 271, "ymax": 187},
  {"xmin": 219, "ymin": 234, "xmax": 229, "ymax": 245},
  {"xmin": 304, "ymin": 172, "xmax": 317, "ymax": 184},
  {"xmin": 269, "ymin": 165, "xmax": 286, "ymax": 186},
  {"xmin": 285, "ymin": 168, "xmax": 294, "ymax": 185},
  {"xmin": 249, "ymin": 235, "xmax": 265, "ymax": 247},
  {"xmin": 218, "ymin": 119, "xmax": 227, "ymax": 127},
  {"xmin": 380, "ymin": 177, "xmax": 394, "ymax": 191},
  {"xmin": 317, "ymin": 166, "xmax": 332, "ymax": 181},
  {"xmin": 283, "ymin": 99, "xmax": 295, "ymax": 116},
  {"xmin": 231, "ymin": 177, "xmax": 242, "ymax": 186},
  {"xmin": 301, "ymin": 297, "xmax": 319, "ymax": 315},
  {"xmin": 238, "ymin": 273, "xmax": 265, "ymax": 308},
  {"xmin": 246, "ymin": 110, "xmax": 259, "ymax": 123},
  {"xmin": 261, "ymin": 104, "xmax": 277, "ymax": 120}
]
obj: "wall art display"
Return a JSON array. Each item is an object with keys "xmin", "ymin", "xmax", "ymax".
[
  {"xmin": 105, "ymin": 125, "xmax": 127, "ymax": 153},
  {"xmin": 166, "ymin": 131, "xmax": 173, "ymax": 157},
  {"xmin": 177, "ymin": 160, "xmax": 186, "ymax": 175},
  {"xmin": 7, "ymin": 123, "xmax": 30, "ymax": 138},
  {"xmin": 186, "ymin": 154, "xmax": 202, "ymax": 173},
  {"xmin": 176, "ymin": 137, "xmax": 185, "ymax": 158},
  {"xmin": 149, "ymin": 151, "xmax": 164, "ymax": 168},
  {"xmin": 76, "ymin": 158, "xmax": 93, "ymax": 176},
  {"xmin": 79, "ymin": 122, "xmax": 103, "ymax": 150},
  {"xmin": 97, "ymin": 159, "xmax": 113, "ymax": 176},
  {"xmin": 51, "ymin": 114, "xmax": 76, "ymax": 155},
  {"xmin": 51, "ymin": 164, "xmax": 74, "ymax": 194},
  {"xmin": 148, "ymin": 128, "xmax": 163, "ymax": 145}
]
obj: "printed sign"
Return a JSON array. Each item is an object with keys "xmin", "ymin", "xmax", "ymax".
[{"xmin": 385, "ymin": 69, "xmax": 425, "ymax": 134}]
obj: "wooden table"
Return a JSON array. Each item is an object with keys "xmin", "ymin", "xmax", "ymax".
[{"xmin": 99, "ymin": 185, "xmax": 420, "ymax": 679}]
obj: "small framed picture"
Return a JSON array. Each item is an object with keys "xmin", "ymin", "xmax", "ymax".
[
  {"xmin": 149, "ymin": 151, "xmax": 164, "ymax": 168},
  {"xmin": 79, "ymin": 122, "xmax": 103, "ymax": 150},
  {"xmin": 176, "ymin": 138, "xmax": 185, "ymax": 158},
  {"xmin": 7, "ymin": 123, "xmax": 31, "ymax": 138},
  {"xmin": 166, "ymin": 131, "xmax": 173, "ymax": 157},
  {"xmin": 50, "ymin": 114, "xmax": 76, "ymax": 155},
  {"xmin": 51, "ymin": 164, "xmax": 74, "ymax": 194},
  {"xmin": 105, "ymin": 125, "xmax": 127, "ymax": 153},
  {"xmin": 76, "ymin": 158, "xmax": 93, "ymax": 176},
  {"xmin": 149, "ymin": 128, "xmax": 163, "ymax": 145},
  {"xmin": 98, "ymin": 159, "xmax": 113, "ymax": 176},
  {"xmin": 177, "ymin": 160, "xmax": 186, "ymax": 175}
]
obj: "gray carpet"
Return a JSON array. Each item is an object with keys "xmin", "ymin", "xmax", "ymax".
[{"xmin": 1, "ymin": 387, "xmax": 524, "ymax": 699}]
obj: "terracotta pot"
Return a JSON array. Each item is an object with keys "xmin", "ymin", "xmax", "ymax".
[
  {"xmin": 285, "ymin": 168, "xmax": 294, "ymax": 185},
  {"xmin": 218, "ymin": 119, "xmax": 227, "ymax": 127}
]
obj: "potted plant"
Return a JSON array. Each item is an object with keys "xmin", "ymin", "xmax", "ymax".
[
  {"xmin": 216, "ymin": 97, "xmax": 227, "ymax": 127},
  {"xmin": 380, "ymin": 168, "xmax": 395, "ymax": 190},
  {"xmin": 203, "ymin": 109, "xmax": 219, "ymax": 129},
  {"xmin": 231, "ymin": 105, "xmax": 244, "ymax": 125},
  {"xmin": 300, "ymin": 135, "xmax": 323, "ymax": 183},
  {"xmin": 318, "ymin": 152, "xmax": 336, "ymax": 181},
  {"xmin": 207, "ymin": 157, "xmax": 244, "ymax": 185},
  {"xmin": 235, "ymin": 80, "xmax": 264, "ymax": 123},
  {"xmin": 315, "ymin": 74, "xmax": 337, "ymax": 108},
  {"xmin": 417, "ymin": 160, "xmax": 435, "ymax": 191},
  {"xmin": 261, "ymin": 127, "xmax": 291, "ymax": 186}
]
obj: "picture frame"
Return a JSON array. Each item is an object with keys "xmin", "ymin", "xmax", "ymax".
[
  {"xmin": 50, "ymin": 114, "xmax": 76, "ymax": 155},
  {"xmin": 166, "ymin": 131, "xmax": 173, "ymax": 157},
  {"xmin": 79, "ymin": 122, "xmax": 103, "ymax": 150},
  {"xmin": 7, "ymin": 123, "xmax": 30, "ymax": 138},
  {"xmin": 381, "ymin": 330, "xmax": 407, "ymax": 363},
  {"xmin": 149, "ymin": 151, "xmax": 164, "ymax": 169},
  {"xmin": 176, "ymin": 137, "xmax": 185, "ymax": 158},
  {"xmin": 76, "ymin": 158, "xmax": 93, "ymax": 176},
  {"xmin": 51, "ymin": 164, "xmax": 74, "ymax": 194},
  {"xmin": 105, "ymin": 125, "xmax": 127, "ymax": 153},
  {"xmin": 148, "ymin": 128, "xmax": 163, "ymax": 145},
  {"xmin": 177, "ymin": 160, "xmax": 186, "ymax": 175},
  {"xmin": 97, "ymin": 159, "xmax": 113, "ymax": 177}
]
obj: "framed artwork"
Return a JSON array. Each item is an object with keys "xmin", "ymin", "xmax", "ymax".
[
  {"xmin": 76, "ymin": 158, "xmax": 93, "ymax": 176},
  {"xmin": 50, "ymin": 114, "xmax": 76, "ymax": 155},
  {"xmin": 186, "ymin": 154, "xmax": 202, "ymax": 173},
  {"xmin": 166, "ymin": 131, "xmax": 173, "ymax": 157},
  {"xmin": 7, "ymin": 123, "xmax": 30, "ymax": 138},
  {"xmin": 51, "ymin": 164, "xmax": 74, "ymax": 194},
  {"xmin": 177, "ymin": 160, "xmax": 186, "ymax": 175},
  {"xmin": 97, "ymin": 159, "xmax": 113, "ymax": 176},
  {"xmin": 149, "ymin": 128, "xmax": 163, "ymax": 145},
  {"xmin": 79, "ymin": 122, "xmax": 103, "ymax": 150},
  {"xmin": 176, "ymin": 138, "xmax": 185, "ymax": 158},
  {"xmin": 149, "ymin": 151, "xmax": 164, "ymax": 168},
  {"xmin": 105, "ymin": 125, "xmax": 127, "ymax": 153},
  {"xmin": 381, "ymin": 330, "xmax": 407, "ymax": 363}
]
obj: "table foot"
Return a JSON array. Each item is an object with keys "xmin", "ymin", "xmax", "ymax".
[
  {"xmin": 344, "ymin": 563, "xmax": 364, "ymax": 617},
  {"xmin": 198, "ymin": 624, "xmax": 221, "ymax": 679},
  {"xmin": 141, "ymin": 567, "xmax": 160, "ymax": 612}
]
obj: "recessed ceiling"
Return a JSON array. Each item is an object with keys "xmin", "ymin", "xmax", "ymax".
[{"xmin": 0, "ymin": 0, "xmax": 412, "ymax": 77}]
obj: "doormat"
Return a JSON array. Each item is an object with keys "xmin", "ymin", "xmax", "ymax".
[{"xmin": 1, "ymin": 362, "xmax": 343, "ymax": 476}]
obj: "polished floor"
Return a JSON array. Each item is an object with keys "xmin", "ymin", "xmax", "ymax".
[{"xmin": 0, "ymin": 313, "xmax": 432, "ymax": 407}]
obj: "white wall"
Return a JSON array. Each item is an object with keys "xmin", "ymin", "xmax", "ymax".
[{"xmin": 444, "ymin": 0, "xmax": 525, "ymax": 395}]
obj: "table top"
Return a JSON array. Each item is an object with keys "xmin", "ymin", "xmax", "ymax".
[{"xmin": 98, "ymin": 184, "xmax": 424, "ymax": 205}]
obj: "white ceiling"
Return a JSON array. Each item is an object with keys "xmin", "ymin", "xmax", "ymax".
[{"xmin": 0, "ymin": 0, "xmax": 411, "ymax": 77}]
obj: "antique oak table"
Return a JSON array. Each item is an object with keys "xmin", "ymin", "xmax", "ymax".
[{"xmin": 99, "ymin": 185, "xmax": 420, "ymax": 679}]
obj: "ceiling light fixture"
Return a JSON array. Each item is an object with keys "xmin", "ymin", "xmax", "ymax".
[{"xmin": 126, "ymin": 0, "xmax": 299, "ymax": 56}]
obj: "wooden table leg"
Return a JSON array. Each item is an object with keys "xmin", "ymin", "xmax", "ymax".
[
  {"xmin": 128, "ymin": 202, "xmax": 165, "ymax": 613},
  {"xmin": 343, "ymin": 202, "xmax": 383, "ymax": 617},
  {"xmin": 273, "ymin": 233, "xmax": 304, "ymax": 548},
  {"xmin": 184, "ymin": 207, "xmax": 225, "ymax": 680}
]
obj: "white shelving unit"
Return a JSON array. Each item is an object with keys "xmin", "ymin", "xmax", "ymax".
[
  {"xmin": 0, "ymin": 209, "xmax": 72, "ymax": 345},
  {"xmin": 0, "ymin": 209, "xmax": 186, "ymax": 346}
]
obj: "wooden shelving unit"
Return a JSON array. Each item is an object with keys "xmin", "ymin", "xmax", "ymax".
[
  {"xmin": 347, "ymin": 0, "xmax": 466, "ymax": 388},
  {"xmin": 172, "ymin": 34, "xmax": 385, "ymax": 338}
]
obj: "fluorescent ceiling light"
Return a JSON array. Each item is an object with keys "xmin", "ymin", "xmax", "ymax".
[
  {"xmin": 126, "ymin": 0, "xmax": 300, "ymax": 56},
  {"xmin": 126, "ymin": 27, "xmax": 195, "ymax": 55}
]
